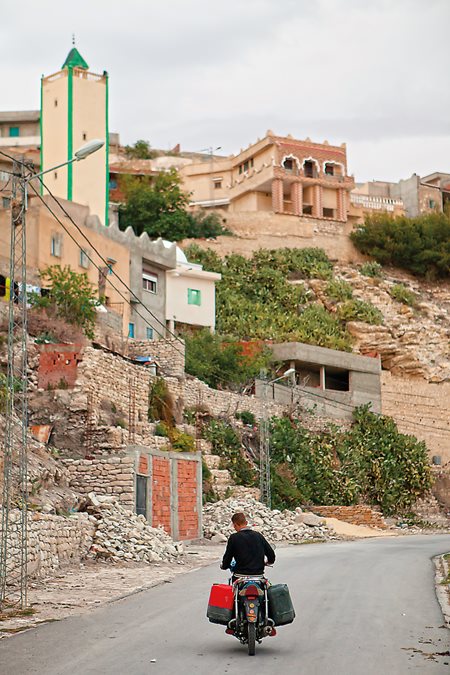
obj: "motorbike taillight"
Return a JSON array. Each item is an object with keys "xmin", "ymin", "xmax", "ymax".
[{"xmin": 244, "ymin": 585, "xmax": 259, "ymax": 597}]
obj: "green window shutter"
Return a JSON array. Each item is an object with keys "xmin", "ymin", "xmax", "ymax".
[
  {"xmin": 9, "ymin": 127, "xmax": 19, "ymax": 137},
  {"xmin": 188, "ymin": 288, "xmax": 201, "ymax": 306}
]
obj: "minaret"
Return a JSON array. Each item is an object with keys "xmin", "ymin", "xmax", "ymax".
[{"xmin": 40, "ymin": 42, "xmax": 109, "ymax": 224}]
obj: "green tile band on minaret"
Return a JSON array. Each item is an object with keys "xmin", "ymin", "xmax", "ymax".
[
  {"xmin": 67, "ymin": 66, "xmax": 73, "ymax": 200},
  {"xmin": 40, "ymin": 75, "xmax": 43, "ymax": 196},
  {"xmin": 105, "ymin": 72, "xmax": 110, "ymax": 226}
]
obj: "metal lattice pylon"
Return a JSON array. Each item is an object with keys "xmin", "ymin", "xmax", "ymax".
[{"xmin": 0, "ymin": 160, "xmax": 29, "ymax": 610}]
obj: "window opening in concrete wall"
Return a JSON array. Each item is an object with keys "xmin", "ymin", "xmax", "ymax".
[
  {"xmin": 283, "ymin": 158, "xmax": 293, "ymax": 172},
  {"xmin": 128, "ymin": 322, "xmax": 135, "ymax": 338},
  {"xmin": 303, "ymin": 160, "xmax": 315, "ymax": 177},
  {"xmin": 188, "ymin": 288, "xmax": 201, "ymax": 305},
  {"xmin": 297, "ymin": 364, "xmax": 321, "ymax": 388},
  {"xmin": 323, "ymin": 207, "xmax": 335, "ymax": 218},
  {"xmin": 146, "ymin": 326, "xmax": 154, "ymax": 339},
  {"xmin": 79, "ymin": 249, "xmax": 89, "ymax": 269},
  {"xmin": 325, "ymin": 163, "xmax": 334, "ymax": 175},
  {"xmin": 9, "ymin": 126, "xmax": 19, "ymax": 137},
  {"xmin": 50, "ymin": 234, "xmax": 62, "ymax": 257},
  {"xmin": 429, "ymin": 199, "xmax": 436, "ymax": 209},
  {"xmin": 54, "ymin": 98, "xmax": 58, "ymax": 107},
  {"xmin": 54, "ymin": 171, "xmax": 58, "ymax": 180},
  {"xmin": 142, "ymin": 270, "xmax": 158, "ymax": 293},
  {"xmin": 136, "ymin": 474, "xmax": 147, "ymax": 518},
  {"xmin": 82, "ymin": 132, "xmax": 87, "ymax": 141},
  {"xmin": 324, "ymin": 367, "xmax": 349, "ymax": 391}
]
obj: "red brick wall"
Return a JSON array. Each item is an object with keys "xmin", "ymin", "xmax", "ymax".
[
  {"xmin": 152, "ymin": 456, "xmax": 171, "ymax": 534},
  {"xmin": 312, "ymin": 505, "xmax": 387, "ymax": 529},
  {"xmin": 177, "ymin": 460, "xmax": 198, "ymax": 540},
  {"xmin": 38, "ymin": 344, "xmax": 82, "ymax": 389}
]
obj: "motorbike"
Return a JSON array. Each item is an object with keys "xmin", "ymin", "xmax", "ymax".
[
  {"xmin": 226, "ymin": 571, "xmax": 276, "ymax": 656},
  {"xmin": 207, "ymin": 561, "xmax": 295, "ymax": 656}
]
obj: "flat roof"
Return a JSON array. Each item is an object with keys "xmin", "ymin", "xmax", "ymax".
[
  {"xmin": 0, "ymin": 110, "xmax": 40, "ymax": 123},
  {"xmin": 271, "ymin": 341, "xmax": 381, "ymax": 374}
]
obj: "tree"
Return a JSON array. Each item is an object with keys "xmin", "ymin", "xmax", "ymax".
[
  {"xmin": 184, "ymin": 329, "xmax": 272, "ymax": 390},
  {"xmin": 124, "ymin": 140, "xmax": 158, "ymax": 160},
  {"xmin": 118, "ymin": 170, "xmax": 229, "ymax": 240},
  {"xmin": 31, "ymin": 265, "xmax": 100, "ymax": 339}
]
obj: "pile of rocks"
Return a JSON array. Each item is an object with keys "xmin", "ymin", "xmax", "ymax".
[
  {"xmin": 85, "ymin": 495, "xmax": 184, "ymax": 564},
  {"xmin": 203, "ymin": 497, "xmax": 338, "ymax": 543}
]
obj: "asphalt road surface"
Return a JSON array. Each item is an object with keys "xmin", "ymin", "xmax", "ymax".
[{"xmin": 1, "ymin": 535, "xmax": 449, "ymax": 675}]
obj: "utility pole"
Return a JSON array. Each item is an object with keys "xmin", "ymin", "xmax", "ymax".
[{"xmin": 0, "ymin": 159, "xmax": 30, "ymax": 610}]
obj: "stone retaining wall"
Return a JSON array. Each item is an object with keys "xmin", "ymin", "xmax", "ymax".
[
  {"xmin": 311, "ymin": 505, "xmax": 387, "ymax": 529},
  {"xmin": 0, "ymin": 510, "xmax": 95, "ymax": 579},
  {"xmin": 381, "ymin": 372, "xmax": 450, "ymax": 464},
  {"xmin": 127, "ymin": 338, "xmax": 185, "ymax": 379},
  {"xmin": 62, "ymin": 456, "xmax": 135, "ymax": 508}
]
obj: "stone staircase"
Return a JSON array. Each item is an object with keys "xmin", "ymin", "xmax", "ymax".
[{"xmin": 199, "ymin": 438, "xmax": 260, "ymax": 500}]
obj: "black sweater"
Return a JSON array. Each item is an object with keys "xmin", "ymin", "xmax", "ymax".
[{"xmin": 221, "ymin": 528, "xmax": 276, "ymax": 575}]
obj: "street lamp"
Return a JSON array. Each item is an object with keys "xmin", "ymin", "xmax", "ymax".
[
  {"xmin": 30, "ymin": 138, "xmax": 105, "ymax": 183},
  {"xmin": 259, "ymin": 368, "xmax": 296, "ymax": 508}
]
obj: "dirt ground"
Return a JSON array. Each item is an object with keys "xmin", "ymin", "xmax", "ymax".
[{"xmin": 0, "ymin": 543, "xmax": 222, "ymax": 638}]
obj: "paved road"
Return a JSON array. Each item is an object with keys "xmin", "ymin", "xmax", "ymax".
[{"xmin": 1, "ymin": 535, "xmax": 449, "ymax": 675}]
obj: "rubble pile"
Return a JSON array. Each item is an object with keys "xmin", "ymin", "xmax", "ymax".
[
  {"xmin": 85, "ymin": 494, "xmax": 184, "ymax": 563},
  {"xmin": 203, "ymin": 497, "xmax": 339, "ymax": 543}
]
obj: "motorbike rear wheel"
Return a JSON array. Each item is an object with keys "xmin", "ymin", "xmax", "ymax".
[{"xmin": 247, "ymin": 623, "xmax": 256, "ymax": 656}]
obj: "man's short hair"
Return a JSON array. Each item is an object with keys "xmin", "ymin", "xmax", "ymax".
[{"xmin": 231, "ymin": 512, "xmax": 247, "ymax": 526}]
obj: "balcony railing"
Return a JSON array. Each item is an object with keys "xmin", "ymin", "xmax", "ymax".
[{"xmin": 350, "ymin": 194, "xmax": 403, "ymax": 212}]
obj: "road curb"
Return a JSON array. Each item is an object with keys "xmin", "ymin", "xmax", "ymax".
[{"xmin": 434, "ymin": 553, "xmax": 450, "ymax": 628}]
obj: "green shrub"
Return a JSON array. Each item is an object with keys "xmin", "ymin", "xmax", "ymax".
[
  {"xmin": 295, "ymin": 304, "xmax": 352, "ymax": 351},
  {"xmin": 360, "ymin": 261, "xmax": 383, "ymax": 278},
  {"xmin": 389, "ymin": 283, "xmax": 418, "ymax": 307},
  {"xmin": 185, "ymin": 329, "xmax": 272, "ymax": 390},
  {"xmin": 235, "ymin": 410, "xmax": 256, "ymax": 426},
  {"xmin": 169, "ymin": 428, "xmax": 195, "ymax": 452},
  {"xmin": 204, "ymin": 420, "xmax": 256, "ymax": 487},
  {"xmin": 325, "ymin": 279, "xmax": 353, "ymax": 302},
  {"xmin": 154, "ymin": 421, "xmax": 169, "ymax": 437},
  {"xmin": 336, "ymin": 299, "xmax": 383, "ymax": 325},
  {"xmin": 351, "ymin": 212, "xmax": 450, "ymax": 279},
  {"xmin": 270, "ymin": 406, "xmax": 433, "ymax": 514}
]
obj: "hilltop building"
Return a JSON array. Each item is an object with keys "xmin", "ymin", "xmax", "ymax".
[{"xmin": 181, "ymin": 131, "xmax": 355, "ymax": 222}]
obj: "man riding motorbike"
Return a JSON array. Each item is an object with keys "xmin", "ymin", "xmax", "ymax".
[{"xmin": 220, "ymin": 512, "xmax": 275, "ymax": 578}]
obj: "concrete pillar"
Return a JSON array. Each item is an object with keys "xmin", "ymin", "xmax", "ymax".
[
  {"xmin": 271, "ymin": 178, "xmax": 284, "ymax": 213},
  {"xmin": 170, "ymin": 457, "xmax": 179, "ymax": 541},
  {"xmin": 290, "ymin": 182, "xmax": 303, "ymax": 216},
  {"xmin": 320, "ymin": 366, "xmax": 326, "ymax": 390},
  {"xmin": 196, "ymin": 457, "xmax": 203, "ymax": 539},
  {"xmin": 167, "ymin": 319, "xmax": 175, "ymax": 334},
  {"xmin": 337, "ymin": 188, "xmax": 346, "ymax": 221},
  {"xmin": 313, "ymin": 184, "xmax": 323, "ymax": 218}
]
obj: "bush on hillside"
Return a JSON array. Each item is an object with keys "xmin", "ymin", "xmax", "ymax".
[
  {"xmin": 359, "ymin": 261, "xmax": 383, "ymax": 278},
  {"xmin": 325, "ymin": 279, "xmax": 354, "ymax": 302},
  {"xmin": 351, "ymin": 212, "xmax": 450, "ymax": 279},
  {"xmin": 270, "ymin": 405, "xmax": 432, "ymax": 514},
  {"xmin": 184, "ymin": 329, "xmax": 272, "ymax": 390},
  {"xmin": 336, "ymin": 299, "xmax": 383, "ymax": 325},
  {"xmin": 389, "ymin": 283, "xmax": 418, "ymax": 307}
]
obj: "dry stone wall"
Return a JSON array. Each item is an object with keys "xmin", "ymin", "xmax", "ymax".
[
  {"xmin": 127, "ymin": 339, "xmax": 185, "ymax": 379},
  {"xmin": 0, "ymin": 509, "xmax": 95, "ymax": 579},
  {"xmin": 381, "ymin": 372, "xmax": 450, "ymax": 464},
  {"xmin": 62, "ymin": 456, "xmax": 135, "ymax": 508},
  {"xmin": 311, "ymin": 505, "xmax": 387, "ymax": 529}
]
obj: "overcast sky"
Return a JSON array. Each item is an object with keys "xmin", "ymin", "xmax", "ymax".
[{"xmin": 2, "ymin": 0, "xmax": 449, "ymax": 182}]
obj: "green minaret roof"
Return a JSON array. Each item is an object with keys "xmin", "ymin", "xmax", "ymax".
[{"xmin": 62, "ymin": 47, "xmax": 89, "ymax": 70}]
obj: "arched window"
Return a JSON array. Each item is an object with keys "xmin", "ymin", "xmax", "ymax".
[
  {"xmin": 323, "ymin": 161, "xmax": 344, "ymax": 177},
  {"xmin": 302, "ymin": 157, "xmax": 320, "ymax": 178},
  {"xmin": 281, "ymin": 154, "xmax": 300, "ymax": 175}
]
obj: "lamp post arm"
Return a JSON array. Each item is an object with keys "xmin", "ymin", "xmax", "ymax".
[{"xmin": 27, "ymin": 157, "xmax": 77, "ymax": 183}]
